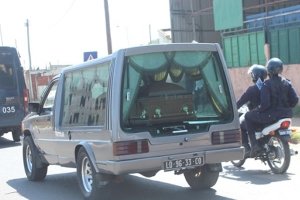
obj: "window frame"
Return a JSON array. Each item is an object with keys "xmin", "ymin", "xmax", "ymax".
[{"xmin": 59, "ymin": 61, "xmax": 111, "ymax": 128}]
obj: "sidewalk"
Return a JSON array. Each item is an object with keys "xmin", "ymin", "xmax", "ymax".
[
  {"xmin": 292, "ymin": 117, "xmax": 300, "ymax": 127},
  {"xmin": 291, "ymin": 118, "xmax": 300, "ymax": 148}
]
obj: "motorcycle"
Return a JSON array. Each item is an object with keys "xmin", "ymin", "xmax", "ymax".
[{"xmin": 231, "ymin": 106, "xmax": 295, "ymax": 174}]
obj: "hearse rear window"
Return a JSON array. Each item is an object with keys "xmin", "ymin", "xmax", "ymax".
[{"xmin": 121, "ymin": 51, "xmax": 233, "ymax": 135}]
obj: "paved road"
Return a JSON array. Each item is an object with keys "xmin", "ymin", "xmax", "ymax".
[
  {"xmin": 292, "ymin": 117, "xmax": 300, "ymax": 127},
  {"xmin": 1, "ymin": 133, "xmax": 300, "ymax": 200}
]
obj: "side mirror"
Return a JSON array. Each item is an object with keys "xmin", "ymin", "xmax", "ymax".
[{"xmin": 28, "ymin": 102, "xmax": 40, "ymax": 113}]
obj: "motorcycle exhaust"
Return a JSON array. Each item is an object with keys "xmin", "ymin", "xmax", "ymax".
[{"xmin": 290, "ymin": 148, "xmax": 298, "ymax": 155}]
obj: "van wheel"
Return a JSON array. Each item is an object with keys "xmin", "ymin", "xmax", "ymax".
[
  {"xmin": 12, "ymin": 128, "xmax": 21, "ymax": 142},
  {"xmin": 77, "ymin": 147, "xmax": 110, "ymax": 200},
  {"xmin": 184, "ymin": 165, "xmax": 219, "ymax": 189},
  {"xmin": 23, "ymin": 136, "xmax": 48, "ymax": 181}
]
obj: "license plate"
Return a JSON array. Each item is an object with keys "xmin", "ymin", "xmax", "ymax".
[
  {"xmin": 0, "ymin": 106, "xmax": 16, "ymax": 114},
  {"xmin": 163, "ymin": 156, "xmax": 203, "ymax": 171},
  {"xmin": 278, "ymin": 129, "xmax": 292, "ymax": 136}
]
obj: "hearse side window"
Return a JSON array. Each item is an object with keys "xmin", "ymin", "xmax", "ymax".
[{"xmin": 61, "ymin": 62, "xmax": 110, "ymax": 127}]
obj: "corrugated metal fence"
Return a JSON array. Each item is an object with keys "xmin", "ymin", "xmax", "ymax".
[
  {"xmin": 223, "ymin": 31, "xmax": 266, "ymax": 67},
  {"xmin": 270, "ymin": 27, "xmax": 300, "ymax": 64},
  {"xmin": 223, "ymin": 26, "xmax": 300, "ymax": 67}
]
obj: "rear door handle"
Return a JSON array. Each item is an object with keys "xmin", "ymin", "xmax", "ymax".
[{"xmin": 68, "ymin": 131, "xmax": 72, "ymax": 140}]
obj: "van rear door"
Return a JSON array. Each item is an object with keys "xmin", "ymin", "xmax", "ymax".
[
  {"xmin": 117, "ymin": 44, "xmax": 241, "ymax": 158},
  {"xmin": 0, "ymin": 47, "xmax": 26, "ymax": 137}
]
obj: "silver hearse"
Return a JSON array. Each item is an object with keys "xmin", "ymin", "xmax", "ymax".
[{"xmin": 22, "ymin": 43, "xmax": 244, "ymax": 200}]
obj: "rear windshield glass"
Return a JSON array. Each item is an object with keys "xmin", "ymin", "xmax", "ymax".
[
  {"xmin": 0, "ymin": 64, "xmax": 15, "ymax": 89},
  {"xmin": 121, "ymin": 51, "xmax": 233, "ymax": 136}
]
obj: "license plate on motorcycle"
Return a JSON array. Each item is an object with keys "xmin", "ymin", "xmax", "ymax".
[
  {"xmin": 278, "ymin": 129, "xmax": 292, "ymax": 136},
  {"xmin": 163, "ymin": 156, "xmax": 203, "ymax": 171}
]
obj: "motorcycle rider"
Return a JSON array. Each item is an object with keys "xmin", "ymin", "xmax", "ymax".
[
  {"xmin": 245, "ymin": 57, "xmax": 299, "ymax": 157},
  {"xmin": 237, "ymin": 64, "xmax": 267, "ymax": 156}
]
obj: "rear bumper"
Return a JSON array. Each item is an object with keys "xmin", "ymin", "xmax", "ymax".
[
  {"xmin": 96, "ymin": 147, "xmax": 244, "ymax": 175},
  {"xmin": 0, "ymin": 124, "xmax": 21, "ymax": 132}
]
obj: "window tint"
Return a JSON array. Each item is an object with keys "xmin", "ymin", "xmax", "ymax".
[
  {"xmin": 0, "ymin": 64, "xmax": 15, "ymax": 89},
  {"xmin": 61, "ymin": 62, "xmax": 110, "ymax": 127},
  {"xmin": 121, "ymin": 51, "xmax": 233, "ymax": 135}
]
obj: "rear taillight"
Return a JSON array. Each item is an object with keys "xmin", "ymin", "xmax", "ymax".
[
  {"xmin": 113, "ymin": 140, "xmax": 149, "ymax": 156},
  {"xmin": 23, "ymin": 89, "xmax": 29, "ymax": 113},
  {"xmin": 212, "ymin": 129, "xmax": 241, "ymax": 145},
  {"xmin": 280, "ymin": 121, "xmax": 290, "ymax": 129}
]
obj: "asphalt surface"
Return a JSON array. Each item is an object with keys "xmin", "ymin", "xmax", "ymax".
[{"xmin": 292, "ymin": 117, "xmax": 300, "ymax": 127}]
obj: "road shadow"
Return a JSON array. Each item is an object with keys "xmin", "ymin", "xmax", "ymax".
[
  {"xmin": 7, "ymin": 172, "xmax": 235, "ymax": 200},
  {"xmin": 222, "ymin": 162, "xmax": 292, "ymax": 185},
  {"xmin": 0, "ymin": 136, "xmax": 21, "ymax": 149}
]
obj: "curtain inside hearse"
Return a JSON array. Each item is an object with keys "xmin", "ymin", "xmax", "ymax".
[{"xmin": 122, "ymin": 51, "xmax": 230, "ymax": 122}]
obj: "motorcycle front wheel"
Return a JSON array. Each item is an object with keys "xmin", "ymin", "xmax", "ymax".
[{"xmin": 266, "ymin": 135, "xmax": 290, "ymax": 174}]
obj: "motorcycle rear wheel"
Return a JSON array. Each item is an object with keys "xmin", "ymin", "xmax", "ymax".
[
  {"xmin": 266, "ymin": 135, "xmax": 290, "ymax": 174},
  {"xmin": 231, "ymin": 159, "xmax": 246, "ymax": 167}
]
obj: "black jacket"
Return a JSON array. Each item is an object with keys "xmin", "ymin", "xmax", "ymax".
[
  {"xmin": 258, "ymin": 76, "xmax": 298, "ymax": 118},
  {"xmin": 237, "ymin": 85, "xmax": 260, "ymax": 110}
]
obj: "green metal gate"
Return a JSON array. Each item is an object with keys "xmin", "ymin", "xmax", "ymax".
[
  {"xmin": 223, "ymin": 31, "xmax": 266, "ymax": 68},
  {"xmin": 223, "ymin": 27, "xmax": 300, "ymax": 68},
  {"xmin": 269, "ymin": 27, "xmax": 300, "ymax": 64}
]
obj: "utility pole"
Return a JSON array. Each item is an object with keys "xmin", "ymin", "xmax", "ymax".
[
  {"xmin": 148, "ymin": 24, "xmax": 152, "ymax": 44},
  {"xmin": 190, "ymin": 0, "xmax": 196, "ymax": 41},
  {"xmin": 25, "ymin": 19, "xmax": 32, "ymax": 70},
  {"xmin": 104, "ymin": 0, "xmax": 112, "ymax": 54},
  {"xmin": 25, "ymin": 19, "xmax": 34, "ymax": 100}
]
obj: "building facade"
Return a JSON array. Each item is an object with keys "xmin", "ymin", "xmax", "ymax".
[
  {"xmin": 24, "ymin": 65, "xmax": 69, "ymax": 101},
  {"xmin": 170, "ymin": 0, "xmax": 300, "ymax": 99}
]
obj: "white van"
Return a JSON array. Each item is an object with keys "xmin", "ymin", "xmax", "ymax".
[{"xmin": 22, "ymin": 43, "xmax": 244, "ymax": 200}]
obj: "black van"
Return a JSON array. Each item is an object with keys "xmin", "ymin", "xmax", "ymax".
[{"xmin": 0, "ymin": 46, "xmax": 28, "ymax": 142}]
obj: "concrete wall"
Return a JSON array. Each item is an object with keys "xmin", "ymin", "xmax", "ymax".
[{"xmin": 228, "ymin": 64, "xmax": 300, "ymax": 102}]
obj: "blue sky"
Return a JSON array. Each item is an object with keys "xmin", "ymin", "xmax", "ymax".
[{"xmin": 0, "ymin": 0, "xmax": 170, "ymax": 69}]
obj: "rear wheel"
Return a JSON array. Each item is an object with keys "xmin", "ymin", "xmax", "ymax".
[
  {"xmin": 77, "ymin": 147, "xmax": 110, "ymax": 200},
  {"xmin": 231, "ymin": 159, "xmax": 246, "ymax": 167},
  {"xmin": 23, "ymin": 136, "xmax": 48, "ymax": 181},
  {"xmin": 266, "ymin": 135, "xmax": 290, "ymax": 174},
  {"xmin": 12, "ymin": 128, "xmax": 21, "ymax": 142},
  {"xmin": 184, "ymin": 165, "xmax": 219, "ymax": 189}
]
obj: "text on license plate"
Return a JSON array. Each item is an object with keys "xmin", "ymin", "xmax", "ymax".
[
  {"xmin": 278, "ymin": 129, "xmax": 292, "ymax": 136},
  {"xmin": 164, "ymin": 156, "xmax": 203, "ymax": 171},
  {"xmin": 1, "ymin": 106, "xmax": 16, "ymax": 114}
]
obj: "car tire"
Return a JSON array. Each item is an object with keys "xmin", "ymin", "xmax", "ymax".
[
  {"xmin": 77, "ymin": 147, "xmax": 111, "ymax": 200},
  {"xmin": 23, "ymin": 136, "xmax": 48, "ymax": 181},
  {"xmin": 184, "ymin": 165, "xmax": 219, "ymax": 190},
  {"xmin": 12, "ymin": 128, "xmax": 21, "ymax": 142}
]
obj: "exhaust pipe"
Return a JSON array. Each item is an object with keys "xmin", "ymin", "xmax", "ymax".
[{"xmin": 290, "ymin": 148, "xmax": 298, "ymax": 155}]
